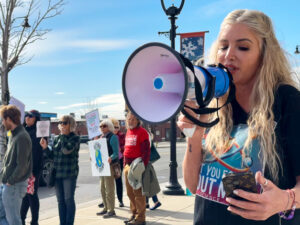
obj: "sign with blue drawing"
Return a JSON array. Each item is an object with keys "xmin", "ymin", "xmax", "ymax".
[{"xmin": 88, "ymin": 139, "xmax": 111, "ymax": 176}]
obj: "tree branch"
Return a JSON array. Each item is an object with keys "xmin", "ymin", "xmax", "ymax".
[{"xmin": 15, "ymin": 0, "xmax": 64, "ymax": 59}]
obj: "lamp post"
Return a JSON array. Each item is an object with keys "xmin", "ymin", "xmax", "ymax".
[
  {"xmin": 160, "ymin": 0, "xmax": 185, "ymax": 195},
  {"xmin": 295, "ymin": 45, "xmax": 300, "ymax": 54},
  {"xmin": 22, "ymin": 17, "xmax": 31, "ymax": 28}
]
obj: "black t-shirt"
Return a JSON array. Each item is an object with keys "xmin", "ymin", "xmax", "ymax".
[{"xmin": 194, "ymin": 85, "xmax": 300, "ymax": 225}]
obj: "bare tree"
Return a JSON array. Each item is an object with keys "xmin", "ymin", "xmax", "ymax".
[{"xmin": 0, "ymin": 0, "xmax": 64, "ymax": 161}]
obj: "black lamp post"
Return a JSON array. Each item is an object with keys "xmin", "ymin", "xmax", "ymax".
[
  {"xmin": 160, "ymin": 0, "xmax": 185, "ymax": 195},
  {"xmin": 295, "ymin": 45, "xmax": 300, "ymax": 54},
  {"xmin": 22, "ymin": 17, "xmax": 31, "ymax": 28}
]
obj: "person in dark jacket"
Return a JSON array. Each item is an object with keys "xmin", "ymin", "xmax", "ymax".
[
  {"xmin": 20, "ymin": 110, "xmax": 43, "ymax": 225},
  {"xmin": 0, "ymin": 105, "xmax": 32, "ymax": 225}
]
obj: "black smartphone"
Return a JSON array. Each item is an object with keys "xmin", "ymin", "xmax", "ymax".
[{"xmin": 222, "ymin": 171, "xmax": 258, "ymax": 201}]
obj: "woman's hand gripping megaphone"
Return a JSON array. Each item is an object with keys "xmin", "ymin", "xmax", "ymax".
[{"xmin": 177, "ymin": 100, "xmax": 209, "ymax": 138}]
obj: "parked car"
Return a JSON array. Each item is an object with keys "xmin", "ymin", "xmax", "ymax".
[
  {"xmin": 39, "ymin": 156, "xmax": 54, "ymax": 187},
  {"xmin": 80, "ymin": 135, "xmax": 89, "ymax": 144},
  {"xmin": 40, "ymin": 134, "xmax": 89, "ymax": 186},
  {"xmin": 39, "ymin": 134, "xmax": 55, "ymax": 187}
]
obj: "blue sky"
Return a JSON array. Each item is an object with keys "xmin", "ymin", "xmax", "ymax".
[{"xmin": 9, "ymin": 0, "xmax": 300, "ymax": 119}]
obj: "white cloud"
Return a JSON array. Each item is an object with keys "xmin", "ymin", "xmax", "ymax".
[
  {"xmin": 55, "ymin": 102, "xmax": 88, "ymax": 110},
  {"xmin": 55, "ymin": 92, "xmax": 65, "ymax": 95},
  {"xmin": 26, "ymin": 58, "xmax": 93, "ymax": 67},
  {"xmin": 67, "ymin": 39, "xmax": 137, "ymax": 52},
  {"xmin": 54, "ymin": 93, "xmax": 126, "ymax": 120},
  {"xmin": 292, "ymin": 66, "xmax": 300, "ymax": 86},
  {"xmin": 25, "ymin": 30, "xmax": 140, "ymax": 57},
  {"xmin": 38, "ymin": 101, "xmax": 48, "ymax": 104}
]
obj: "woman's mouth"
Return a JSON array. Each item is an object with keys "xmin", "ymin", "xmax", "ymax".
[{"xmin": 225, "ymin": 65, "xmax": 238, "ymax": 74}]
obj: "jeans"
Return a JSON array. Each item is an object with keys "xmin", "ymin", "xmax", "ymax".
[
  {"xmin": 115, "ymin": 158, "xmax": 123, "ymax": 203},
  {"xmin": 20, "ymin": 177, "xmax": 40, "ymax": 225},
  {"xmin": 0, "ymin": 180, "xmax": 28, "ymax": 225},
  {"xmin": 146, "ymin": 195, "xmax": 158, "ymax": 204},
  {"xmin": 55, "ymin": 177, "xmax": 77, "ymax": 225}
]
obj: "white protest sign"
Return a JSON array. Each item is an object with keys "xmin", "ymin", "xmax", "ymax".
[
  {"xmin": 9, "ymin": 96, "xmax": 25, "ymax": 124},
  {"xmin": 88, "ymin": 139, "xmax": 111, "ymax": 176},
  {"xmin": 85, "ymin": 109, "xmax": 101, "ymax": 139},
  {"xmin": 36, "ymin": 121, "xmax": 50, "ymax": 137}
]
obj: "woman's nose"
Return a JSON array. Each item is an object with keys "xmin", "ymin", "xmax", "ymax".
[{"xmin": 224, "ymin": 47, "xmax": 236, "ymax": 61}]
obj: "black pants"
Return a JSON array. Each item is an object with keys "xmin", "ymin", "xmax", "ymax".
[
  {"xmin": 115, "ymin": 158, "xmax": 123, "ymax": 203},
  {"xmin": 20, "ymin": 177, "xmax": 40, "ymax": 225}
]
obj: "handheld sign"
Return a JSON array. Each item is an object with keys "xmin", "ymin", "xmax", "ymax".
[
  {"xmin": 9, "ymin": 96, "xmax": 25, "ymax": 124},
  {"xmin": 85, "ymin": 109, "xmax": 101, "ymax": 139},
  {"xmin": 88, "ymin": 139, "xmax": 111, "ymax": 176},
  {"xmin": 36, "ymin": 121, "xmax": 50, "ymax": 138}
]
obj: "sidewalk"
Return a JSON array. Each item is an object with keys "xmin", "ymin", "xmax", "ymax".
[{"xmin": 38, "ymin": 179, "xmax": 195, "ymax": 225}]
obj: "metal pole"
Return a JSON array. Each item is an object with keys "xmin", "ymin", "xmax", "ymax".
[{"xmin": 161, "ymin": 0, "xmax": 185, "ymax": 195}]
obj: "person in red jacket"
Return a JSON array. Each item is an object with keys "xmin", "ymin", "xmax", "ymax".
[{"xmin": 123, "ymin": 112, "xmax": 150, "ymax": 225}]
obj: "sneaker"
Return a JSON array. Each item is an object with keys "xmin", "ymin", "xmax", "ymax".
[
  {"xmin": 96, "ymin": 210, "xmax": 107, "ymax": 216},
  {"xmin": 124, "ymin": 215, "xmax": 135, "ymax": 224},
  {"xmin": 119, "ymin": 202, "xmax": 125, "ymax": 207},
  {"xmin": 127, "ymin": 220, "xmax": 146, "ymax": 225},
  {"xmin": 103, "ymin": 211, "xmax": 116, "ymax": 218},
  {"xmin": 150, "ymin": 202, "xmax": 161, "ymax": 210},
  {"xmin": 98, "ymin": 202, "xmax": 104, "ymax": 208}
]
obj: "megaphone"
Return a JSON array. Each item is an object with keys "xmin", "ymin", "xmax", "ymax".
[{"xmin": 122, "ymin": 42, "xmax": 234, "ymax": 125}]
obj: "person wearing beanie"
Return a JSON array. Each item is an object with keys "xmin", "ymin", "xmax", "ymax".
[{"xmin": 20, "ymin": 110, "xmax": 43, "ymax": 225}]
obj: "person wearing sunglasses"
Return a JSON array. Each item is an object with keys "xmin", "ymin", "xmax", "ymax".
[
  {"xmin": 110, "ymin": 118, "xmax": 125, "ymax": 208},
  {"xmin": 96, "ymin": 119, "xmax": 119, "ymax": 219},
  {"xmin": 20, "ymin": 110, "xmax": 43, "ymax": 225},
  {"xmin": 40, "ymin": 115, "xmax": 80, "ymax": 225},
  {"xmin": 123, "ymin": 112, "xmax": 150, "ymax": 225}
]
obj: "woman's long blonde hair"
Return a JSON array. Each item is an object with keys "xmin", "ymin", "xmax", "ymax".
[{"xmin": 205, "ymin": 9, "xmax": 296, "ymax": 182}]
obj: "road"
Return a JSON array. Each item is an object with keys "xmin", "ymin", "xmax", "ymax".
[{"xmin": 37, "ymin": 141, "xmax": 187, "ymax": 220}]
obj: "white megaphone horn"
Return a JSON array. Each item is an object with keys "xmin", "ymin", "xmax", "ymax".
[{"xmin": 122, "ymin": 42, "xmax": 234, "ymax": 127}]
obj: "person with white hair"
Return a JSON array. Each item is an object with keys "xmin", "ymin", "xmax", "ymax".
[{"xmin": 96, "ymin": 119, "xmax": 119, "ymax": 219}]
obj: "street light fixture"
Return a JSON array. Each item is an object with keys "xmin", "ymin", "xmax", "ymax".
[
  {"xmin": 295, "ymin": 45, "xmax": 300, "ymax": 54},
  {"xmin": 22, "ymin": 17, "xmax": 31, "ymax": 28},
  {"xmin": 160, "ymin": 0, "xmax": 185, "ymax": 196}
]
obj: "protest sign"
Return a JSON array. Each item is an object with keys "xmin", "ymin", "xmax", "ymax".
[
  {"xmin": 85, "ymin": 109, "xmax": 101, "ymax": 139},
  {"xmin": 36, "ymin": 121, "xmax": 50, "ymax": 138},
  {"xmin": 9, "ymin": 96, "xmax": 25, "ymax": 124},
  {"xmin": 88, "ymin": 139, "xmax": 111, "ymax": 176}
]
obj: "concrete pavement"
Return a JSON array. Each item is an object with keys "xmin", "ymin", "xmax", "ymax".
[{"xmin": 37, "ymin": 178, "xmax": 195, "ymax": 225}]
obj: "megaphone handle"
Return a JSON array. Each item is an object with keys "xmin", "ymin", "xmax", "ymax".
[
  {"xmin": 181, "ymin": 108, "xmax": 220, "ymax": 128},
  {"xmin": 182, "ymin": 115, "xmax": 199, "ymax": 138}
]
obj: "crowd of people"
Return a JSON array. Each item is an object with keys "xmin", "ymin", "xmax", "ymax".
[
  {"xmin": 0, "ymin": 8, "xmax": 299, "ymax": 225},
  {"xmin": 0, "ymin": 107, "xmax": 161, "ymax": 225}
]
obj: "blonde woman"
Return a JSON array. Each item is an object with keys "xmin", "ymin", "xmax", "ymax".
[
  {"xmin": 110, "ymin": 118, "xmax": 125, "ymax": 207},
  {"xmin": 40, "ymin": 115, "xmax": 80, "ymax": 225},
  {"xmin": 178, "ymin": 9, "xmax": 300, "ymax": 225}
]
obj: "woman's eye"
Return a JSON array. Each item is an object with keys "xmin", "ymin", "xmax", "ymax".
[
  {"xmin": 239, "ymin": 46, "xmax": 249, "ymax": 51},
  {"xmin": 219, "ymin": 46, "xmax": 228, "ymax": 51}
]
